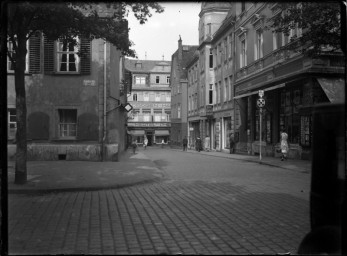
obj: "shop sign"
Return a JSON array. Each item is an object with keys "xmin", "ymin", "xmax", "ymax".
[
  {"xmin": 206, "ymin": 105, "xmax": 213, "ymax": 117},
  {"xmin": 128, "ymin": 122, "xmax": 170, "ymax": 127}
]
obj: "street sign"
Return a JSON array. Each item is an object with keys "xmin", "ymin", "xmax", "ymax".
[
  {"xmin": 258, "ymin": 90, "xmax": 264, "ymax": 98},
  {"xmin": 257, "ymin": 98, "xmax": 266, "ymax": 108},
  {"xmin": 124, "ymin": 103, "xmax": 133, "ymax": 112}
]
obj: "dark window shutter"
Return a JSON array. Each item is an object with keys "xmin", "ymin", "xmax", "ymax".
[
  {"xmin": 80, "ymin": 37, "xmax": 91, "ymax": 75},
  {"xmin": 29, "ymin": 32, "xmax": 41, "ymax": 74},
  {"xmin": 44, "ymin": 36, "xmax": 54, "ymax": 74}
]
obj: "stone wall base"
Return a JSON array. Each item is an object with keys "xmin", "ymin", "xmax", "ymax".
[{"xmin": 8, "ymin": 143, "xmax": 119, "ymax": 162}]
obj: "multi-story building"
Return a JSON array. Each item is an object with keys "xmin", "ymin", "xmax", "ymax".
[
  {"xmin": 125, "ymin": 59, "xmax": 171, "ymax": 146},
  {"xmin": 170, "ymin": 37, "xmax": 198, "ymax": 147},
  {"xmin": 7, "ymin": 5, "xmax": 129, "ymax": 161},
  {"xmin": 187, "ymin": 2, "xmax": 344, "ymax": 159},
  {"xmin": 232, "ymin": 2, "xmax": 344, "ymax": 159},
  {"xmin": 187, "ymin": 2, "xmax": 233, "ymax": 151}
]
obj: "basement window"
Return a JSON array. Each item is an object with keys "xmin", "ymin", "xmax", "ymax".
[{"xmin": 58, "ymin": 109, "xmax": 77, "ymax": 139}]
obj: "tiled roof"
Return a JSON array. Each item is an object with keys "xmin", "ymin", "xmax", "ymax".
[
  {"xmin": 172, "ymin": 45, "xmax": 199, "ymax": 78},
  {"xmin": 125, "ymin": 59, "xmax": 171, "ymax": 72}
]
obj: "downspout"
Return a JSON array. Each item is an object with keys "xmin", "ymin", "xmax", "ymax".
[{"xmin": 102, "ymin": 40, "xmax": 107, "ymax": 161}]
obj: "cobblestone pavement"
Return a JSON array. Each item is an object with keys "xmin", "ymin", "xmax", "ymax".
[{"xmin": 9, "ymin": 179, "xmax": 310, "ymax": 255}]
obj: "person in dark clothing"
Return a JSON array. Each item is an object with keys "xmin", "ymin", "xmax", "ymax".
[
  {"xmin": 196, "ymin": 137, "xmax": 202, "ymax": 152},
  {"xmin": 229, "ymin": 134, "xmax": 235, "ymax": 154},
  {"xmin": 182, "ymin": 136, "xmax": 188, "ymax": 151},
  {"xmin": 131, "ymin": 140, "xmax": 137, "ymax": 154}
]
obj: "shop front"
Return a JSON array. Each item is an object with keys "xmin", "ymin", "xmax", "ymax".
[{"xmin": 154, "ymin": 129, "xmax": 170, "ymax": 144}]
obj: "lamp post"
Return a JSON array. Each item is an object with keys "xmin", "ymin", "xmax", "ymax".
[{"xmin": 257, "ymin": 90, "xmax": 265, "ymax": 161}]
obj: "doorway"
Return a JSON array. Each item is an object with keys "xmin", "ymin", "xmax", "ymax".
[{"xmin": 146, "ymin": 132, "xmax": 153, "ymax": 146}]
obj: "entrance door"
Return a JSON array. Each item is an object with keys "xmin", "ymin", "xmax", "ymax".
[{"xmin": 146, "ymin": 132, "xmax": 153, "ymax": 146}]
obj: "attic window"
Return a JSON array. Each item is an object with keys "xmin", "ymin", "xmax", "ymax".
[
  {"xmin": 135, "ymin": 63, "xmax": 142, "ymax": 69},
  {"xmin": 183, "ymin": 46, "xmax": 189, "ymax": 51}
]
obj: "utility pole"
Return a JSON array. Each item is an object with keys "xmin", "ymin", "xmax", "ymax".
[{"xmin": 257, "ymin": 90, "xmax": 265, "ymax": 161}]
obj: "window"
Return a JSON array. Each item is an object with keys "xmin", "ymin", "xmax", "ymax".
[
  {"xmin": 177, "ymin": 84, "xmax": 181, "ymax": 93},
  {"xmin": 135, "ymin": 76, "xmax": 146, "ymax": 85},
  {"xmin": 156, "ymin": 76, "xmax": 160, "ymax": 84},
  {"xmin": 209, "ymin": 49, "xmax": 214, "ymax": 68},
  {"xmin": 207, "ymin": 23, "xmax": 212, "ymax": 36},
  {"xmin": 7, "ymin": 39, "xmax": 29, "ymax": 72},
  {"xmin": 229, "ymin": 76, "xmax": 233, "ymax": 100},
  {"xmin": 144, "ymin": 93, "xmax": 149, "ymax": 101},
  {"xmin": 56, "ymin": 38, "xmax": 80, "ymax": 73},
  {"xmin": 255, "ymin": 29, "xmax": 263, "ymax": 60},
  {"xmin": 240, "ymin": 39, "xmax": 247, "ymax": 68},
  {"xmin": 155, "ymin": 93, "xmax": 160, "ymax": 102},
  {"xmin": 209, "ymin": 84, "xmax": 213, "ymax": 104},
  {"xmin": 131, "ymin": 109, "xmax": 139, "ymax": 121},
  {"xmin": 228, "ymin": 35, "xmax": 233, "ymax": 59},
  {"xmin": 133, "ymin": 93, "xmax": 137, "ymax": 101},
  {"xmin": 166, "ymin": 76, "xmax": 170, "ymax": 84},
  {"xmin": 8, "ymin": 108, "xmax": 16, "ymax": 139},
  {"xmin": 188, "ymin": 96, "xmax": 191, "ymax": 111},
  {"xmin": 154, "ymin": 109, "xmax": 162, "ymax": 122},
  {"xmin": 166, "ymin": 93, "xmax": 171, "ymax": 102},
  {"xmin": 165, "ymin": 110, "xmax": 171, "ymax": 122},
  {"xmin": 241, "ymin": 2, "xmax": 246, "ymax": 12},
  {"xmin": 177, "ymin": 104, "xmax": 181, "ymax": 118},
  {"xmin": 218, "ymin": 81, "xmax": 221, "ymax": 103},
  {"xmin": 135, "ymin": 62, "xmax": 142, "ymax": 69},
  {"xmin": 224, "ymin": 78, "xmax": 228, "ymax": 102},
  {"xmin": 143, "ymin": 110, "xmax": 151, "ymax": 122},
  {"xmin": 58, "ymin": 109, "xmax": 77, "ymax": 138}
]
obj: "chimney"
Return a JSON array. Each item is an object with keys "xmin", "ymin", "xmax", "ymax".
[{"xmin": 178, "ymin": 35, "xmax": 182, "ymax": 61}]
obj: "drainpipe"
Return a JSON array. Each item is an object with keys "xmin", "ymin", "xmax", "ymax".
[{"xmin": 102, "ymin": 40, "xmax": 107, "ymax": 161}]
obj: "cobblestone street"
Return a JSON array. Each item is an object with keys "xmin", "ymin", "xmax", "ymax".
[{"xmin": 9, "ymin": 179, "xmax": 310, "ymax": 255}]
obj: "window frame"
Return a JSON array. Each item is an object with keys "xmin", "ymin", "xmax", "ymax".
[
  {"xmin": 58, "ymin": 109, "xmax": 77, "ymax": 139},
  {"xmin": 155, "ymin": 75, "xmax": 160, "ymax": 84},
  {"xmin": 56, "ymin": 37, "xmax": 80, "ymax": 73},
  {"xmin": 255, "ymin": 29, "xmax": 263, "ymax": 60}
]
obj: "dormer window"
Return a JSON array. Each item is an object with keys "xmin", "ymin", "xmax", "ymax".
[{"xmin": 135, "ymin": 62, "xmax": 142, "ymax": 69}]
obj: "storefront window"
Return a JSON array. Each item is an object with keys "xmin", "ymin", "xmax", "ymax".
[
  {"xmin": 224, "ymin": 117, "xmax": 232, "ymax": 148},
  {"xmin": 280, "ymin": 88, "xmax": 302, "ymax": 143},
  {"xmin": 300, "ymin": 115, "xmax": 312, "ymax": 147}
]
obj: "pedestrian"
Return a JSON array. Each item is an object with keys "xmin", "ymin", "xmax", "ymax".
[
  {"xmin": 229, "ymin": 134, "xmax": 235, "ymax": 154},
  {"xmin": 196, "ymin": 136, "xmax": 202, "ymax": 152},
  {"xmin": 131, "ymin": 140, "xmax": 137, "ymax": 154},
  {"xmin": 280, "ymin": 128, "xmax": 289, "ymax": 161},
  {"xmin": 204, "ymin": 135, "xmax": 210, "ymax": 152},
  {"xmin": 182, "ymin": 136, "xmax": 188, "ymax": 151},
  {"xmin": 161, "ymin": 139, "xmax": 164, "ymax": 148},
  {"xmin": 143, "ymin": 137, "xmax": 148, "ymax": 150}
]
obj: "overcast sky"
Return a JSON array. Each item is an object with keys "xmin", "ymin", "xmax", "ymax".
[{"xmin": 127, "ymin": 2, "xmax": 201, "ymax": 61}]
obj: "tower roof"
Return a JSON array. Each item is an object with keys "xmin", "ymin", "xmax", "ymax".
[{"xmin": 199, "ymin": 2, "xmax": 232, "ymax": 17}]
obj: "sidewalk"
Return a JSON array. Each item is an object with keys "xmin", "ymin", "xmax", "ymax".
[
  {"xmin": 8, "ymin": 149, "xmax": 164, "ymax": 194},
  {"xmin": 7, "ymin": 146, "xmax": 311, "ymax": 194},
  {"xmin": 169, "ymin": 145, "xmax": 311, "ymax": 174}
]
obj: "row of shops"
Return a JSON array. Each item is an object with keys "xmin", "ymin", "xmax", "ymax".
[{"xmin": 188, "ymin": 76, "xmax": 344, "ymax": 160}]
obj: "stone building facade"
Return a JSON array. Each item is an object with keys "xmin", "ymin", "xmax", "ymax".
[
  {"xmin": 7, "ymin": 6, "xmax": 129, "ymax": 161},
  {"xmin": 186, "ymin": 2, "xmax": 344, "ymax": 159},
  {"xmin": 125, "ymin": 59, "xmax": 171, "ymax": 146}
]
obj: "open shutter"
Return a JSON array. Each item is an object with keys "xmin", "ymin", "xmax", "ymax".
[
  {"xmin": 80, "ymin": 37, "xmax": 91, "ymax": 75},
  {"xmin": 44, "ymin": 35, "xmax": 54, "ymax": 74},
  {"xmin": 29, "ymin": 31, "xmax": 41, "ymax": 74}
]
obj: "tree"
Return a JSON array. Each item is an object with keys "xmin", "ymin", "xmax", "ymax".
[
  {"xmin": 3, "ymin": 1, "xmax": 164, "ymax": 184},
  {"xmin": 266, "ymin": 2, "xmax": 344, "ymax": 57}
]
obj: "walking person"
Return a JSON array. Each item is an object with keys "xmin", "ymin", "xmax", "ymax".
[
  {"xmin": 229, "ymin": 134, "xmax": 235, "ymax": 154},
  {"xmin": 143, "ymin": 137, "xmax": 148, "ymax": 150},
  {"xmin": 182, "ymin": 136, "xmax": 188, "ymax": 151},
  {"xmin": 161, "ymin": 139, "xmax": 164, "ymax": 148},
  {"xmin": 204, "ymin": 135, "xmax": 210, "ymax": 152},
  {"xmin": 131, "ymin": 140, "xmax": 137, "ymax": 154},
  {"xmin": 196, "ymin": 136, "xmax": 202, "ymax": 152},
  {"xmin": 280, "ymin": 128, "xmax": 289, "ymax": 161}
]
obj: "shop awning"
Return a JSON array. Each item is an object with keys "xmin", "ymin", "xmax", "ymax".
[
  {"xmin": 317, "ymin": 78, "xmax": 345, "ymax": 103},
  {"xmin": 129, "ymin": 130, "xmax": 145, "ymax": 136},
  {"xmin": 154, "ymin": 130, "xmax": 170, "ymax": 136},
  {"xmin": 233, "ymin": 83, "xmax": 285, "ymax": 99}
]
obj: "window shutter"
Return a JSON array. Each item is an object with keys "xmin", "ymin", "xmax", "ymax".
[
  {"xmin": 43, "ymin": 36, "xmax": 54, "ymax": 74},
  {"xmin": 29, "ymin": 32, "xmax": 41, "ymax": 74},
  {"xmin": 80, "ymin": 37, "xmax": 91, "ymax": 74}
]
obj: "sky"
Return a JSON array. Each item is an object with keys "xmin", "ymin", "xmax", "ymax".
[{"xmin": 127, "ymin": 2, "xmax": 201, "ymax": 61}]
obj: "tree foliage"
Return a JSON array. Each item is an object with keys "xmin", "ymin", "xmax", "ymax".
[
  {"xmin": 3, "ymin": 1, "xmax": 164, "ymax": 184},
  {"xmin": 266, "ymin": 2, "xmax": 343, "ymax": 57}
]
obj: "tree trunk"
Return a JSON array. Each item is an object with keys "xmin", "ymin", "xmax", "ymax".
[{"xmin": 14, "ymin": 33, "xmax": 27, "ymax": 184}]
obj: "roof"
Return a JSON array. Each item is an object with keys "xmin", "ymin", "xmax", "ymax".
[
  {"xmin": 172, "ymin": 45, "xmax": 199, "ymax": 79},
  {"xmin": 125, "ymin": 59, "xmax": 171, "ymax": 73}
]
